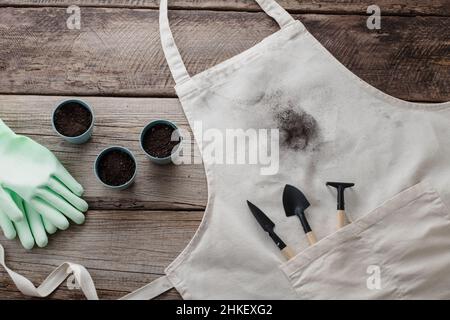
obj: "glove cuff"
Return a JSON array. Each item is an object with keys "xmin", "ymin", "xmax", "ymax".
[{"xmin": 0, "ymin": 119, "xmax": 16, "ymax": 139}]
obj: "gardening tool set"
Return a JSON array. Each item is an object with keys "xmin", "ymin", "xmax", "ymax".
[{"xmin": 248, "ymin": 181, "xmax": 355, "ymax": 260}]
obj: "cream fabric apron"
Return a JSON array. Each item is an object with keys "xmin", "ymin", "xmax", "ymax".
[{"xmin": 2, "ymin": 0, "xmax": 450, "ymax": 299}]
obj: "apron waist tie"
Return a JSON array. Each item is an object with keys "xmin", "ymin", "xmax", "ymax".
[{"xmin": 0, "ymin": 243, "xmax": 173, "ymax": 300}]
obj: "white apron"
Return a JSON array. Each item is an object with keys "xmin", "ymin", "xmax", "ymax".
[{"xmin": 2, "ymin": 0, "xmax": 450, "ymax": 299}]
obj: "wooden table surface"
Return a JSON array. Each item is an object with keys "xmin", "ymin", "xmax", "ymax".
[{"xmin": 0, "ymin": 0, "xmax": 449, "ymax": 299}]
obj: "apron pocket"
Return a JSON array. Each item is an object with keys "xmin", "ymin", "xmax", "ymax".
[{"xmin": 280, "ymin": 182, "xmax": 450, "ymax": 299}]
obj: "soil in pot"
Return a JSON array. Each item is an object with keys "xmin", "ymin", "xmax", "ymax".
[
  {"xmin": 142, "ymin": 123, "xmax": 180, "ymax": 158},
  {"xmin": 54, "ymin": 102, "xmax": 92, "ymax": 137},
  {"xmin": 97, "ymin": 150, "xmax": 136, "ymax": 186}
]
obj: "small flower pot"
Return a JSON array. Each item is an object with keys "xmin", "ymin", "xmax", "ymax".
[
  {"xmin": 140, "ymin": 119, "xmax": 182, "ymax": 165},
  {"xmin": 94, "ymin": 146, "xmax": 137, "ymax": 190},
  {"xmin": 52, "ymin": 99, "xmax": 94, "ymax": 144}
]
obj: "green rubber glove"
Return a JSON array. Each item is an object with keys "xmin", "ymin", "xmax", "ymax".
[
  {"xmin": 0, "ymin": 190, "xmax": 50, "ymax": 249},
  {"xmin": 0, "ymin": 119, "xmax": 88, "ymax": 238}
]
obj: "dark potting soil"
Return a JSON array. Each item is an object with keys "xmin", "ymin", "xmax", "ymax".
[
  {"xmin": 54, "ymin": 102, "xmax": 92, "ymax": 137},
  {"xmin": 275, "ymin": 108, "xmax": 318, "ymax": 151},
  {"xmin": 97, "ymin": 150, "xmax": 136, "ymax": 186},
  {"xmin": 142, "ymin": 124, "xmax": 180, "ymax": 158}
]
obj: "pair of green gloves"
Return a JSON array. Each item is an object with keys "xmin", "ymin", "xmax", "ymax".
[{"xmin": 0, "ymin": 119, "xmax": 88, "ymax": 249}]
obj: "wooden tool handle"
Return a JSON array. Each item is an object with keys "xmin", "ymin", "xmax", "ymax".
[
  {"xmin": 337, "ymin": 210, "xmax": 347, "ymax": 229},
  {"xmin": 306, "ymin": 231, "xmax": 317, "ymax": 245},
  {"xmin": 281, "ymin": 246, "xmax": 295, "ymax": 260}
]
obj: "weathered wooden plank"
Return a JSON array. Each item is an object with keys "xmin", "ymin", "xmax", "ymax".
[
  {"xmin": 0, "ymin": 95, "xmax": 207, "ymax": 210},
  {"xmin": 0, "ymin": 210, "xmax": 202, "ymax": 299},
  {"xmin": 0, "ymin": 8, "xmax": 448, "ymax": 102},
  {"xmin": 0, "ymin": 0, "xmax": 448, "ymax": 16}
]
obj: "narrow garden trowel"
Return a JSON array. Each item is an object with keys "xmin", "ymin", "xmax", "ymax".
[
  {"xmin": 247, "ymin": 201, "xmax": 295, "ymax": 260},
  {"xmin": 282, "ymin": 184, "xmax": 317, "ymax": 245}
]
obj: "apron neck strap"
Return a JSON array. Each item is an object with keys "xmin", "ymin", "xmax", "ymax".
[
  {"xmin": 159, "ymin": 0, "xmax": 295, "ymax": 85},
  {"xmin": 255, "ymin": 0, "xmax": 295, "ymax": 28},
  {"xmin": 159, "ymin": 0, "xmax": 190, "ymax": 86}
]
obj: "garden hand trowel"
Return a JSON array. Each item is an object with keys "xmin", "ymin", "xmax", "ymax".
[
  {"xmin": 247, "ymin": 201, "xmax": 295, "ymax": 260},
  {"xmin": 282, "ymin": 184, "xmax": 317, "ymax": 245}
]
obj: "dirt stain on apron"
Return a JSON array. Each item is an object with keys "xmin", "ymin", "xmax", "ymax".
[{"xmin": 275, "ymin": 107, "xmax": 318, "ymax": 151}]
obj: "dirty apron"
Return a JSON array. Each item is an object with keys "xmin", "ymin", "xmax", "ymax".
[{"xmin": 2, "ymin": 0, "xmax": 450, "ymax": 299}]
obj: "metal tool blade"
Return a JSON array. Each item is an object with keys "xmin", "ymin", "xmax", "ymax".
[
  {"xmin": 246, "ymin": 200, "xmax": 288, "ymax": 251},
  {"xmin": 283, "ymin": 184, "xmax": 310, "ymax": 217},
  {"xmin": 247, "ymin": 200, "xmax": 275, "ymax": 232}
]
